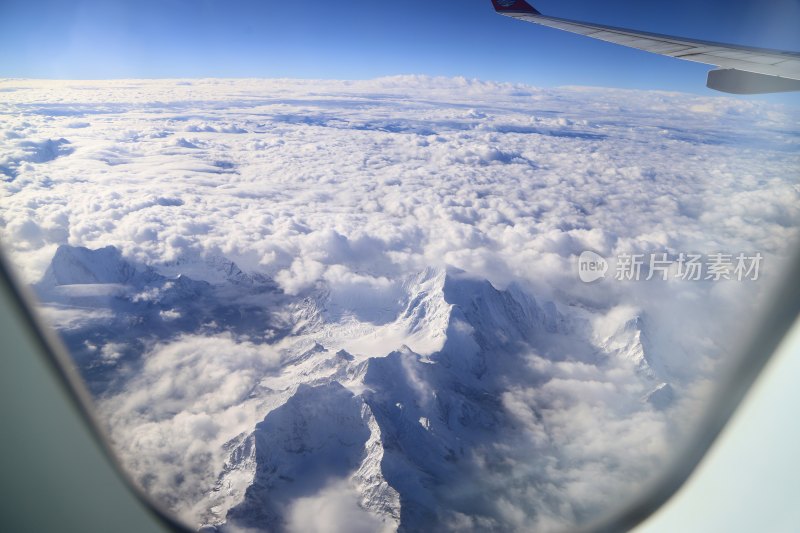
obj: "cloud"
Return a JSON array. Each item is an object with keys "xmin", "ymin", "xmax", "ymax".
[
  {"xmin": 286, "ymin": 479, "xmax": 395, "ymax": 533},
  {"xmin": 97, "ymin": 334, "xmax": 281, "ymax": 519},
  {"xmin": 1, "ymin": 77, "xmax": 798, "ymax": 530},
  {"xmin": 275, "ymin": 256, "xmax": 326, "ymax": 295},
  {"xmin": 0, "ymin": 137, "xmax": 73, "ymax": 177},
  {"xmin": 487, "ymin": 362, "xmax": 671, "ymax": 530}
]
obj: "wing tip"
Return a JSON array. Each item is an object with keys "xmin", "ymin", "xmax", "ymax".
[
  {"xmin": 707, "ymin": 68, "xmax": 800, "ymax": 94},
  {"xmin": 491, "ymin": 0, "xmax": 540, "ymax": 15}
]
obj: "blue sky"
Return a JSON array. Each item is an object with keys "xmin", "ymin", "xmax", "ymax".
[{"xmin": 1, "ymin": 0, "xmax": 799, "ymax": 96}]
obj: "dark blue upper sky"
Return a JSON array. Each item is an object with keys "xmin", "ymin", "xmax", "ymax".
[{"xmin": 1, "ymin": 0, "xmax": 799, "ymax": 96}]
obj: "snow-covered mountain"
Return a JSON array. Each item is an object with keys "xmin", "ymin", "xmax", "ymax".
[
  {"xmin": 4, "ymin": 75, "xmax": 794, "ymax": 533},
  {"xmin": 33, "ymin": 245, "xmax": 677, "ymax": 532},
  {"xmin": 216, "ymin": 266, "xmax": 576, "ymax": 532},
  {"xmin": 35, "ymin": 244, "xmax": 287, "ymax": 394}
]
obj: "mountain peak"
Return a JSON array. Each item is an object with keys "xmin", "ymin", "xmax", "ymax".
[
  {"xmin": 155, "ymin": 252, "xmax": 266, "ymax": 286},
  {"xmin": 38, "ymin": 244, "xmax": 152, "ymax": 287}
]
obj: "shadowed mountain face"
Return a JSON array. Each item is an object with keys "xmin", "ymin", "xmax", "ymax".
[
  {"xmin": 41, "ymin": 245, "xmax": 152, "ymax": 286},
  {"xmin": 35, "ymin": 244, "xmax": 286, "ymax": 395},
  {"xmin": 222, "ymin": 267, "xmax": 570, "ymax": 532},
  {"xmin": 226, "ymin": 383, "xmax": 372, "ymax": 533},
  {"xmin": 34, "ymin": 245, "xmax": 675, "ymax": 532}
]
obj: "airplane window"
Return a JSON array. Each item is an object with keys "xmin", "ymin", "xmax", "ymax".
[{"xmin": 1, "ymin": 1, "xmax": 798, "ymax": 532}]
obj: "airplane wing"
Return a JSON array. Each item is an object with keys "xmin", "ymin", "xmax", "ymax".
[{"xmin": 490, "ymin": 0, "xmax": 800, "ymax": 94}]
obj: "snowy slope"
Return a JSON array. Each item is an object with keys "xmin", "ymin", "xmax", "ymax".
[
  {"xmin": 6, "ymin": 77, "xmax": 795, "ymax": 532},
  {"xmin": 30, "ymin": 245, "xmax": 674, "ymax": 531}
]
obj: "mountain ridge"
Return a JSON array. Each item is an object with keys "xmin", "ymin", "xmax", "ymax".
[{"xmin": 32, "ymin": 244, "xmax": 675, "ymax": 532}]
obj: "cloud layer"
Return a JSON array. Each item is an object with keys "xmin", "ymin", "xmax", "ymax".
[
  {"xmin": 98, "ymin": 334, "xmax": 281, "ymax": 515},
  {"xmin": 2, "ymin": 77, "xmax": 799, "ymax": 531}
]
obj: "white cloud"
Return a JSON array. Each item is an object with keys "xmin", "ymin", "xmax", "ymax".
[
  {"xmin": 275, "ymin": 257, "xmax": 326, "ymax": 295},
  {"xmin": 1, "ymin": 77, "xmax": 798, "ymax": 531},
  {"xmin": 286, "ymin": 479, "xmax": 395, "ymax": 533},
  {"xmin": 98, "ymin": 334, "xmax": 281, "ymax": 519}
]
